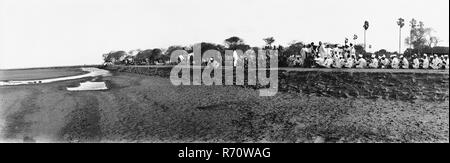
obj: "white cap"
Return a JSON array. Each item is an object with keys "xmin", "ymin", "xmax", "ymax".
[
  {"xmin": 391, "ymin": 54, "xmax": 397, "ymax": 57},
  {"xmin": 359, "ymin": 54, "xmax": 363, "ymax": 57}
]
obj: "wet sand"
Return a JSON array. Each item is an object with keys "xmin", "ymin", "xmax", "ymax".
[{"xmin": 0, "ymin": 69, "xmax": 448, "ymax": 143}]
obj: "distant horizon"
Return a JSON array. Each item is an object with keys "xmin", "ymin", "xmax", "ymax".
[
  {"xmin": 0, "ymin": 64, "xmax": 102, "ymax": 70},
  {"xmin": 1, "ymin": 0, "xmax": 449, "ymax": 69}
]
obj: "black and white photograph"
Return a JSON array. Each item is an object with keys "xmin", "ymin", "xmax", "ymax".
[{"xmin": 0, "ymin": 0, "xmax": 448, "ymax": 151}]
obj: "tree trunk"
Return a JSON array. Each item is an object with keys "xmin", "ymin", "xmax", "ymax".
[
  {"xmin": 364, "ymin": 30, "xmax": 366, "ymax": 52},
  {"xmin": 399, "ymin": 27, "xmax": 402, "ymax": 54}
]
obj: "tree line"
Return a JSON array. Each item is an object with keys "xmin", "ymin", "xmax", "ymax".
[{"xmin": 102, "ymin": 18, "xmax": 448, "ymax": 66}]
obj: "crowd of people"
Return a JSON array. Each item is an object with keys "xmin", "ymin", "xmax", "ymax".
[
  {"xmin": 287, "ymin": 42, "xmax": 449, "ymax": 70},
  {"xmin": 172, "ymin": 41, "xmax": 449, "ymax": 70}
]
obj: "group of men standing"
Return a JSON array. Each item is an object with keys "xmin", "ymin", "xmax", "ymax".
[{"xmin": 288, "ymin": 42, "xmax": 449, "ymax": 70}]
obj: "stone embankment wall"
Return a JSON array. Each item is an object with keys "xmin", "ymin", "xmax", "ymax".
[{"xmin": 102, "ymin": 65, "xmax": 449, "ymax": 102}]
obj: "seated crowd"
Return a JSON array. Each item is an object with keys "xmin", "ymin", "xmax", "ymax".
[
  {"xmin": 287, "ymin": 42, "xmax": 449, "ymax": 70},
  {"xmin": 175, "ymin": 42, "xmax": 449, "ymax": 70}
]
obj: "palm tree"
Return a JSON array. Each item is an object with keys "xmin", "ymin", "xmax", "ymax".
[
  {"xmin": 363, "ymin": 21, "xmax": 369, "ymax": 51},
  {"xmin": 397, "ymin": 18, "xmax": 405, "ymax": 54},
  {"xmin": 263, "ymin": 37, "xmax": 275, "ymax": 49}
]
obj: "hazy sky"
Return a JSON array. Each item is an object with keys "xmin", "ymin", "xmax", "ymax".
[{"xmin": 1, "ymin": 0, "xmax": 449, "ymax": 69}]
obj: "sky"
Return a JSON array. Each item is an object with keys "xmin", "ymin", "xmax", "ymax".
[{"xmin": 0, "ymin": 0, "xmax": 449, "ymax": 69}]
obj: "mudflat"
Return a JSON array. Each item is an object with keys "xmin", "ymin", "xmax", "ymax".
[{"xmin": 0, "ymin": 68, "xmax": 448, "ymax": 143}]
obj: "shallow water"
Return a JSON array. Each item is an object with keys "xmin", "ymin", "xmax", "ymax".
[
  {"xmin": 67, "ymin": 81, "xmax": 108, "ymax": 91},
  {"xmin": 0, "ymin": 68, "xmax": 111, "ymax": 86}
]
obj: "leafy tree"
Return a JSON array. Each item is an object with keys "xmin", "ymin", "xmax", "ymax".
[
  {"xmin": 156, "ymin": 54, "xmax": 170, "ymax": 63},
  {"xmin": 263, "ymin": 37, "xmax": 275, "ymax": 47},
  {"xmin": 405, "ymin": 19, "xmax": 429, "ymax": 48},
  {"xmin": 224, "ymin": 36, "xmax": 244, "ymax": 48},
  {"xmin": 374, "ymin": 49, "xmax": 389, "ymax": 56},
  {"xmin": 103, "ymin": 51, "xmax": 127, "ymax": 63},
  {"xmin": 135, "ymin": 49, "xmax": 157, "ymax": 65},
  {"xmin": 278, "ymin": 41, "xmax": 304, "ymax": 67},
  {"xmin": 354, "ymin": 44, "xmax": 366, "ymax": 55},
  {"xmin": 404, "ymin": 46, "xmax": 449, "ymax": 57},
  {"xmin": 405, "ymin": 19, "xmax": 433, "ymax": 54},
  {"xmin": 428, "ymin": 36, "xmax": 441, "ymax": 47},
  {"xmin": 199, "ymin": 42, "xmax": 223, "ymax": 54},
  {"xmin": 151, "ymin": 48, "xmax": 166, "ymax": 63},
  {"xmin": 165, "ymin": 46, "xmax": 184, "ymax": 56},
  {"xmin": 284, "ymin": 41, "xmax": 304, "ymax": 57},
  {"xmin": 374, "ymin": 49, "xmax": 397, "ymax": 57},
  {"xmin": 233, "ymin": 44, "xmax": 251, "ymax": 52},
  {"xmin": 163, "ymin": 45, "xmax": 185, "ymax": 63}
]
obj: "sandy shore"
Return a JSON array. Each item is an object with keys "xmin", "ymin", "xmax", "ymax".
[{"xmin": 0, "ymin": 69, "xmax": 448, "ymax": 143}]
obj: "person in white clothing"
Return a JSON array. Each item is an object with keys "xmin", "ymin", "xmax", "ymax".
[
  {"xmin": 380, "ymin": 55, "xmax": 390, "ymax": 69},
  {"xmin": 300, "ymin": 47, "xmax": 310, "ymax": 67},
  {"xmin": 314, "ymin": 43, "xmax": 326, "ymax": 67},
  {"xmin": 422, "ymin": 54, "xmax": 430, "ymax": 69},
  {"xmin": 430, "ymin": 54, "xmax": 442, "ymax": 69},
  {"xmin": 349, "ymin": 44, "xmax": 356, "ymax": 59},
  {"xmin": 325, "ymin": 45, "xmax": 333, "ymax": 59},
  {"xmin": 400, "ymin": 55, "xmax": 409, "ymax": 69},
  {"xmin": 345, "ymin": 56, "xmax": 355, "ymax": 68},
  {"xmin": 391, "ymin": 55, "xmax": 400, "ymax": 69},
  {"xmin": 356, "ymin": 54, "xmax": 367, "ymax": 69},
  {"xmin": 315, "ymin": 56, "xmax": 325, "ymax": 67},
  {"xmin": 323, "ymin": 57, "xmax": 334, "ymax": 68},
  {"xmin": 287, "ymin": 55, "xmax": 296, "ymax": 67},
  {"xmin": 338, "ymin": 57, "xmax": 346, "ymax": 68},
  {"xmin": 318, "ymin": 42, "xmax": 327, "ymax": 59},
  {"xmin": 369, "ymin": 54, "xmax": 379, "ymax": 68},
  {"xmin": 412, "ymin": 54, "xmax": 420, "ymax": 69},
  {"xmin": 332, "ymin": 53, "xmax": 342, "ymax": 68}
]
